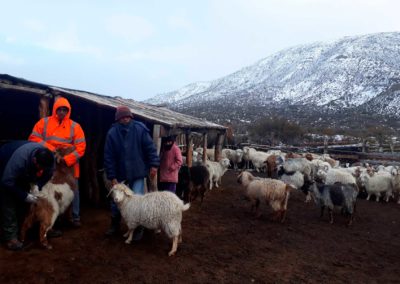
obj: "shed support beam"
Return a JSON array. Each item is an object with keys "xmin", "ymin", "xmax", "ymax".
[
  {"xmin": 150, "ymin": 124, "xmax": 161, "ymax": 192},
  {"xmin": 215, "ymin": 132, "xmax": 225, "ymax": 162},
  {"xmin": 186, "ymin": 132, "xmax": 193, "ymax": 167},
  {"xmin": 39, "ymin": 96, "xmax": 50, "ymax": 118},
  {"xmin": 202, "ymin": 133, "xmax": 208, "ymax": 163}
]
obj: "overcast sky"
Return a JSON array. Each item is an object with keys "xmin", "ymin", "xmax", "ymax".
[{"xmin": 1, "ymin": 0, "xmax": 399, "ymax": 101}]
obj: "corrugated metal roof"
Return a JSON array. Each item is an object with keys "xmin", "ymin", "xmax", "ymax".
[{"xmin": 0, "ymin": 74, "xmax": 226, "ymax": 132}]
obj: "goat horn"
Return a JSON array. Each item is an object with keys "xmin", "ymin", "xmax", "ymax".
[{"xmin": 106, "ymin": 187, "xmax": 114, "ymax": 198}]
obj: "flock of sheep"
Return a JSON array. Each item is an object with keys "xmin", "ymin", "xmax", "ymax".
[
  {"xmin": 120, "ymin": 145, "xmax": 396, "ymax": 256},
  {"xmin": 189, "ymin": 146, "xmax": 400, "ymax": 227},
  {"xmin": 27, "ymin": 144, "xmax": 399, "ymax": 256}
]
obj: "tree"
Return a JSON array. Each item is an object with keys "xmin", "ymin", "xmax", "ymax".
[{"xmin": 249, "ymin": 116, "xmax": 305, "ymax": 145}]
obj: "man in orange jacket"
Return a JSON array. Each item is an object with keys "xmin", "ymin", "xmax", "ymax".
[{"xmin": 29, "ymin": 97, "xmax": 86, "ymax": 227}]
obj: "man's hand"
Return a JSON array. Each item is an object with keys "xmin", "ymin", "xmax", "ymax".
[
  {"xmin": 54, "ymin": 152, "xmax": 65, "ymax": 164},
  {"xmin": 25, "ymin": 193, "xmax": 38, "ymax": 204},
  {"xmin": 149, "ymin": 167, "xmax": 158, "ymax": 179}
]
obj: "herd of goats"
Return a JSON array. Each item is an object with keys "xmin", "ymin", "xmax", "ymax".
[
  {"xmin": 20, "ymin": 146, "xmax": 400, "ymax": 256},
  {"xmin": 180, "ymin": 146, "xmax": 400, "ymax": 227}
]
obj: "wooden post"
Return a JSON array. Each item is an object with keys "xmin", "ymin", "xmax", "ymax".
[
  {"xmin": 323, "ymin": 135, "xmax": 328, "ymax": 154},
  {"xmin": 150, "ymin": 124, "xmax": 161, "ymax": 192},
  {"xmin": 202, "ymin": 133, "xmax": 208, "ymax": 163},
  {"xmin": 39, "ymin": 96, "xmax": 50, "ymax": 118},
  {"xmin": 153, "ymin": 124, "xmax": 162, "ymax": 156},
  {"xmin": 186, "ymin": 132, "xmax": 193, "ymax": 167},
  {"xmin": 215, "ymin": 132, "xmax": 225, "ymax": 162}
]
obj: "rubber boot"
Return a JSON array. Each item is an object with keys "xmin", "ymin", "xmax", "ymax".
[
  {"xmin": 105, "ymin": 216, "xmax": 121, "ymax": 236},
  {"xmin": 132, "ymin": 226, "xmax": 144, "ymax": 241}
]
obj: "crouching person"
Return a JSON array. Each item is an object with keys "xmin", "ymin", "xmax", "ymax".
[
  {"xmin": 104, "ymin": 106, "xmax": 160, "ymax": 239},
  {"xmin": 0, "ymin": 141, "xmax": 54, "ymax": 250}
]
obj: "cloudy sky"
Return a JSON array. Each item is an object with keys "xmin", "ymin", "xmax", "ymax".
[{"xmin": 1, "ymin": 0, "xmax": 399, "ymax": 101}]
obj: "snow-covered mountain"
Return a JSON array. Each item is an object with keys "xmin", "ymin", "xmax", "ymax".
[{"xmin": 145, "ymin": 32, "xmax": 400, "ymax": 128}]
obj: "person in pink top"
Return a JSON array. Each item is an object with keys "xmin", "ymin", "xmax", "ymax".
[{"xmin": 158, "ymin": 136, "xmax": 183, "ymax": 193}]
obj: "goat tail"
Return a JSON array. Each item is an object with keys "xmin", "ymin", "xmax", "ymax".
[{"xmin": 182, "ymin": 203, "xmax": 191, "ymax": 211}]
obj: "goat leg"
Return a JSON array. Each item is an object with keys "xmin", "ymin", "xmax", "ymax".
[
  {"xmin": 347, "ymin": 214, "xmax": 353, "ymax": 226},
  {"xmin": 280, "ymin": 209, "xmax": 287, "ymax": 223},
  {"xmin": 347, "ymin": 204, "xmax": 356, "ymax": 226},
  {"xmin": 328, "ymin": 208, "xmax": 334, "ymax": 224},
  {"xmin": 20, "ymin": 208, "xmax": 36, "ymax": 243},
  {"xmin": 168, "ymin": 236, "xmax": 179, "ymax": 256},
  {"xmin": 178, "ymin": 228, "xmax": 183, "ymax": 243},
  {"xmin": 125, "ymin": 229, "xmax": 134, "ymax": 244},
  {"xmin": 40, "ymin": 222, "xmax": 52, "ymax": 249}
]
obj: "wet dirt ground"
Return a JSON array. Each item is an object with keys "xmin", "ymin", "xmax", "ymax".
[{"xmin": 1, "ymin": 170, "xmax": 399, "ymax": 283}]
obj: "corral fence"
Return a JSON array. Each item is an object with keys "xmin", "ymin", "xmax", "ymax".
[{"xmin": 236, "ymin": 142, "xmax": 400, "ymax": 164}]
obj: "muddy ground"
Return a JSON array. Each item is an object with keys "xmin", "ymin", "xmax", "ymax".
[{"xmin": 1, "ymin": 170, "xmax": 399, "ymax": 283}]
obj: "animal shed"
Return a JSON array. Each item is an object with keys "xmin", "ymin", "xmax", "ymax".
[{"xmin": 0, "ymin": 74, "xmax": 226, "ymax": 205}]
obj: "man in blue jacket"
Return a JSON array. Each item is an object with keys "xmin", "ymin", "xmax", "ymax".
[
  {"xmin": 0, "ymin": 141, "xmax": 54, "ymax": 250},
  {"xmin": 104, "ymin": 106, "xmax": 160, "ymax": 237}
]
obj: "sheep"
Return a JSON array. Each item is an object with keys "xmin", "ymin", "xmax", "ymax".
[
  {"xmin": 222, "ymin": 148, "xmax": 244, "ymax": 170},
  {"xmin": 285, "ymin": 152, "xmax": 303, "ymax": 159},
  {"xmin": 310, "ymin": 182, "xmax": 358, "ymax": 226},
  {"xmin": 237, "ymin": 171, "xmax": 292, "ymax": 222},
  {"xmin": 251, "ymin": 151, "xmax": 270, "ymax": 173},
  {"xmin": 265, "ymin": 154, "xmax": 284, "ymax": 178},
  {"xmin": 182, "ymin": 150, "xmax": 200, "ymax": 165},
  {"xmin": 176, "ymin": 165, "xmax": 191, "ymax": 202},
  {"xmin": 392, "ymin": 172, "xmax": 400, "ymax": 204},
  {"xmin": 318, "ymin": 168, "xmax": 357, "ymax": 186},
  {"xmin": 242, "ymin": 146, "xmax": 257, "ymax": 169},
  {"xmin": 359, "ymin": 171, "xmax": 394, "ymax": 202},
  {"xmin": 320, "ymin": 154, "xmax": 339, "ymax": 168},
  {"xmin": 310, "ymin": 159, "xmax": 332, "ymax": 173},
  {"xmin": 176, "ymin": 165, "xmax": 210, "ymax": 204},
  {"xmin": 205, "ymin": 158, "xmax": 230, "ymax": 190},
  {"xmin": 188, "ymin": 165, "xmax": 211, "ymax": 204},
  {"xmin": 20, "ymin": 147, "xmax": 76, "ymax": 249},
  {"xmin": 280, "ymin": 171, "xmax": 313, "ymax": 203},
  {"xmin": 377, "ymin": 165, "xmax": 398, "ymax": 176},
  {"xmin": 109, "ymin": 183, "xmax": 190, "ymax": 256},
  {"xmin": 206, "ymin": 148, "xmax": 215, "ymax": 161},
  {"xmin": 279, "ymin": 158, "xmax": 314, "ymax": 183}
]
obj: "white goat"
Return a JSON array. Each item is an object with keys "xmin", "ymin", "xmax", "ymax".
[
  {"xmin": 251, "ymin": 151, "xmax": 270, "ymax": 172},
  {"xmin": 392, "ymin": 172, "xmax": 400, "ymax": 204},
  {"xmin": 242, "ymin": 147, "xmax": 257, "ymax": 169},
  {"xmin": 206, "ymin": 158, "xmax": 231, "ymax": 189},
  {"xmin": 281, "ymin": 158, "xmax": 314, "ymax": 183},
  {"xmin": 222, "ymin": 148, "xmax": 244, "ymax": 170},
  {"xmin": 317, "ymin": 168, "xmax": 357, "ymax": 186},
  {"xmin": 109, "ymin": 183, "xmax": 190, "ymax": 256},
  {"xmin": 359, "ymin": 171, "xmax": 394, "ymax": 202},
  {"xmin": 280, "ymin": 171, "xmax": 313, "ymax": 203}
]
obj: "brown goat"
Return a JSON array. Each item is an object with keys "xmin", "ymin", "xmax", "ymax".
[{"xmin": 20, "ymin": 146, "xmax": 76, "ymax": 249}]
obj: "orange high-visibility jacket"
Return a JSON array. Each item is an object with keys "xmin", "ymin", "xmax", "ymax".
[{"xmin": 29, "ymin": 97, "xmax": 86, "ymax": 177}]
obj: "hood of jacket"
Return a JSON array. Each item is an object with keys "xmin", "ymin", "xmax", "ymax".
[{"xmin": 52, "ymin": 97, "xmax": 71, "ymax": 120}]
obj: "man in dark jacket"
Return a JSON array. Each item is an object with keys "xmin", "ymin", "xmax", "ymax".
[
  {"xmin": 0, "ymin": 141, "xmax": 54, "ymax": 250},
  {"xmin": 104, "ymin": 106, "xmax": 160, "ymax": 237}
]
